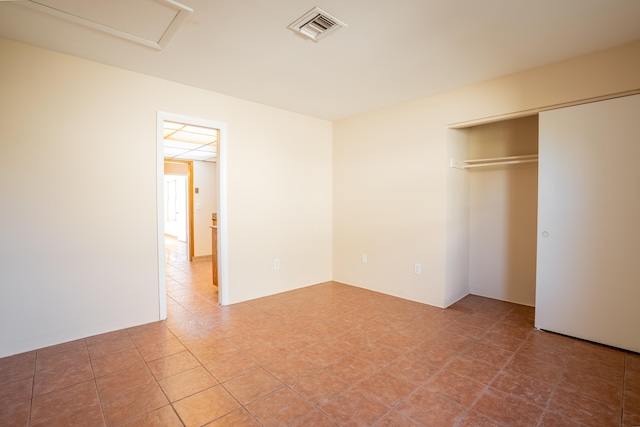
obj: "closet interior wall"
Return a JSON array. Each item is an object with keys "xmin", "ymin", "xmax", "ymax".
[{"xmin": 452, "ymin": 115, "xmax": 539, "ymax": 306}]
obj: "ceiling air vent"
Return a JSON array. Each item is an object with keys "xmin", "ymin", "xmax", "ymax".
[{"xmin": 288, "ymin": 7, "xmax": 347, "ymax": 42}]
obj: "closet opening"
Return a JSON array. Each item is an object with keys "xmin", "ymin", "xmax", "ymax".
[{"xmin": 446, "ymin": 114, "xmax": 539, "ymax": 307}]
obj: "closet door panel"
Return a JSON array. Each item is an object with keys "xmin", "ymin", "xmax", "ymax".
[{"xmin": 536, "ymin": 94, "xmax": 640, "ymax": 352}]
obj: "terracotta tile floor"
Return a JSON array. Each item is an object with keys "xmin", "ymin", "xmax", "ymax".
[{"xmin": 1, "ymin": 241, "xmax": 639, "ymax": 426}]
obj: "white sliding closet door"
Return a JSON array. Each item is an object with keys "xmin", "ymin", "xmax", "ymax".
[{"xmin": 536, "ymin": 94, "xmax": 640, "ymax": 353}]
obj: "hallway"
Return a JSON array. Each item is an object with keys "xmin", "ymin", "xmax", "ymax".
[{"xmin": 165, "ymin": 235, "xmax": 217, "ymax": 305}]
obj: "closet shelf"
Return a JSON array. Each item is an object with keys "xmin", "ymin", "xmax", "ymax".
[{"xmin": 460, "ymin": 154, "xmax": 538, "ymax": 170}]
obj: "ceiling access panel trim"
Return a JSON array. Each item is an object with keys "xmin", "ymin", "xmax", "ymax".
[
  {"xmin": 20, "ymin": 0, "xmax": 193, "ymax": 50},
  {"xmin": 288, "ymin": 6, "xmax": 347, "ymax": 42}
]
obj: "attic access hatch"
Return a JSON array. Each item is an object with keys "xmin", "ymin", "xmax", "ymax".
[
  {"xmin": 288, "ymin": 7, "xmax": 346, "ymax": 41},
  {"xmin": 18, "ymin": 0, "xmax": 192, "ymax": 49}
]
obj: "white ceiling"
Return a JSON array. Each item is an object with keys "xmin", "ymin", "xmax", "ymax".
[{"xmin": 1, "ymin": 0, "xmax": 640, "ymax": 121}]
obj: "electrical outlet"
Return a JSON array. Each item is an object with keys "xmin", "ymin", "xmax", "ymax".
[
  {"xmin": 414, "ymin": 263, "xmax": 422, "ymax": 275},
  {"xmin": 361, "ymin": 253, "xmax": 367, "ymax": 263},
  {"xmin": 274, "ymin": 258, "xmax": 280, "ymax": 269}
]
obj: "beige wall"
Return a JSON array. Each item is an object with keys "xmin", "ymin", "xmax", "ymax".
[
  {"xmin": 193, "ymin": 160, "xmax": 217, "ymax": 258},
  {"xmin": 333, "ymin": 39, "xmax": 640, "ymax": 307},
  {"xmin": 0, "ymin": 37, "xmax": 333, "ymax": 357},
  {"xmin": 164, "ymin": 161, "xmax": 189, "ymax": 175},
  {"xmin": 2, "ymin": 35, "xmax": 640, "ymax": 357}
]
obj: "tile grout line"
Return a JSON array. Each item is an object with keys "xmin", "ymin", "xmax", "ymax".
[
  {"xmin": 622, "ymin": 352, "xmax": 628, "ymax": 427},
  {"xmin": 535, "ymin": 338, "xmax": 577, "ymax": 427},
  {"xmin": 86, "ymin": 336, "xmax": 109, "ymax": 427},
  {"xmin": 449, "ymin": 304, "xmax": 526, "ymax": 427},
  {"xmin": 123, "ymin": 326, "xmax": 181, "ymax": 427},
  {"xmin": 162, "ymin": 310, "xmax": 262, "ymax": 427},
  {"xmin": 27, "ymin": 365, "xmax": 34, "ymax": 427}
]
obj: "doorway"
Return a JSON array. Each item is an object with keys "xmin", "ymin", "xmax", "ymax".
[
  {"xmin": 156, "ymin": 111, "xmax": 228, "ymax": 319},
  {"xmin": 164, "ymin": 160, "xmax": 195, "ymax": 261},
  {"xmin": 164, "ymin": 174, "xmax": 188, "ymax": 247}
]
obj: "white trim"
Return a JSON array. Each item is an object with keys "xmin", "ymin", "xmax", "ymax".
[
  {"xmin": 22, "ymin": 0, "xmax": 192, "ymax": 50},
  {"xmin": 444, "ymin": 289, "xmax": 469, "ymax": 308},
  {"xmin": 157, "ymin": 112, "xmax": 229, "ymax": 316},
  {"xmin": 470, "ymin": 286, "xmax": 535, "ymax": 307},
  {"xmin": 447, "ymin": 89, "xmax": 640, "ymax": 129},
  {"xmin": 156, "ymin": 115, "xmax": 167, "ymax": 319},
  {"xmin": 217, "ymin": 119, "xmax": 229, "ymax": 306}
]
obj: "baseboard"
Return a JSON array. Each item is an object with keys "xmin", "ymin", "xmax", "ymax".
[
  {"xmin": 470, "ymin": 286, "xmax": 535, "ymax": 307},
  {"xmin": 444, "ymin": 289, "xmax": 470, "ymax": 308}
]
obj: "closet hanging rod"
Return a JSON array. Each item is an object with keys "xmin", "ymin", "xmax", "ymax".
[
  {"xmin": 463, "ymin": 154, "xmax": 538, "ymax": 165},
  {"xmin": 463, "ymin": 158, "xmax": 538, "ymax": 169},
  {"xmin": 450, "ymin": 154, "xmax": 538, "ymax": 170}
]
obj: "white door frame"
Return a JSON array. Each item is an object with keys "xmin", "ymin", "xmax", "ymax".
[{"xmin": 156, "ymin": 111, "xmax": 229, "ymax": 319}]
